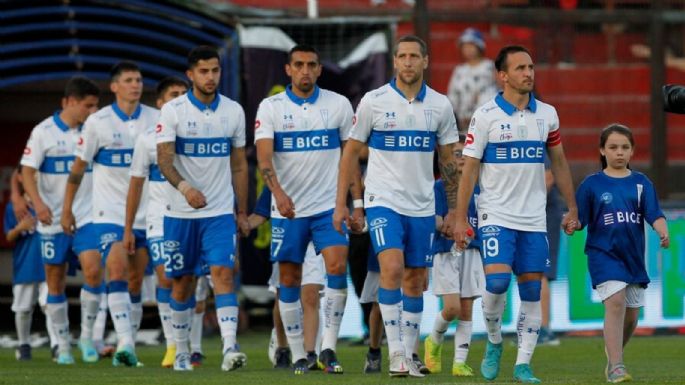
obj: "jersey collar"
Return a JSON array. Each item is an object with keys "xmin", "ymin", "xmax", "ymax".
[
  {"xmin": 111, "ymin": 102, "xmax": 142, "ymax": 122},
  {"xmin": 187, "ymin": 90, "xmax": 220, "ymax": 112},
  {"xmin": 285, "ymin": 84, "xmax": 320, "ymax": 106},
  {"xmin": 52, "ymin": 111, "xmax": 71, "ymax": 132},
  {"xmin": 494, "ymin": 92, "xmax": 537, "ymax": 115},
  {"xmin": 389, "ymin": 77, "xmax": 427, "ymax": 102}
]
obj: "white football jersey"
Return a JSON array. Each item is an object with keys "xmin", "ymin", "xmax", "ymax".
[
  {"xmin": 349, "ymin": 79, "xmax": 458, "ymax": 217},
  {"xmin": 254, "ymin": 86, "xmax": 353, "ymax": 218},
  {"xmin": 20, "ymin": 113, "xmax": 93, "ymax": 234},
  {"xmin": 76, "ymin": 103, "xmax": 159, "ymax": 227},
  {"xmin": 463, "ymin": 93, "xmax": 560, "ymax": 232},
  {"xmin": 130, "ymin": 128, "xmax": 171, "ymax": 238},
  {"xmin": 156, "ymin": 92, "xmax": 246, "ymax": 219}
]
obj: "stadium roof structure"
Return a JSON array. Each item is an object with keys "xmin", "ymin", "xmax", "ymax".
[{"xmin": 1, "ymin": 0, "xmax": 242, "ymax": 98}]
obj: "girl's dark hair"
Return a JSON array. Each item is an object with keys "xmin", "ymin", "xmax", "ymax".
[{"xmin": 600, "ymin": 123, "xmax": 634, "ymax": 169}]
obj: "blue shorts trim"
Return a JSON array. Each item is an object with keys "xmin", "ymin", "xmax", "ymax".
[
  {"xmin": 73, "ymin": 223, "xmax": 100, "ymax": 256},
  {"xmin": 478, "ymin": 225, "xmax": 549, "ymax": 275},
  {"xmin": 365, "ymin": 207, "xmax": 434, "ymax": 268},
  {"xmin": 270, "ymin": 209, "xmax": 348, "ymax": 264},
  {"xmin": 163, "ymin": 214, "xmax": 236, "ymax": 278}
]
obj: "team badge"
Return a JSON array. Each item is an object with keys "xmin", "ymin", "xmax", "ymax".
[
  {"xmin": 601, "ymin": 192, "xmax": 613, "ymax": 204},
  {"xmin": 320, "ymin": 109, "xmax": 329, "ymax": 128},
  {"xmin": 423, "ymin": 110, "xmax": 433, "ymax": 130},
  {"xmin": 536, "ymin": 119, "xmax": 545, "ymax": 138}
]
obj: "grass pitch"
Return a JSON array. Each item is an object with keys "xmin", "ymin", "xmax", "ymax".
[{"xmin": 1, "ymin": 333, "xmax": 683, "ymax": 384}]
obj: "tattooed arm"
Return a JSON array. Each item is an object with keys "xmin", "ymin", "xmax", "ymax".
[
  {"xmin": 437, "ymin": 142, "xmax": 461, "ymax": 238},
  {"xmin": 157, "ymin": 142, "xmax": 206, "ymax": 209},
  {"xmin": 437, "ymin": 142, "xmax": 460, "ymax": 209},
  {"xmin": 255, "ymin": 138, "xmax": 294, "ymax": 219},
  {"xmin": 61, "ymin": 157, "xmax": 88, "ymax": 235}
]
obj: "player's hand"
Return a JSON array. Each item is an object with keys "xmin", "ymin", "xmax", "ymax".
[
  {"xmin": 349, "ymin": 207, "xmax": 365, "ymax": 233},
  {"xmin": 17, "ymin": 215, "xmax": 36, "ymax": 232},
  {"xmin": 123, "ymin": 228, "xmax": 136, "ymax": 255},
  {"xmin": 659, "ymin": 231, "xmax": 670, "ymax": 248},
  {"xmin": 61, "ymin": 210, "xmax": 76, "ymax": 236},
  {"xmin": 333, "ymin": 205, "xmax": 349, "ymax": 234},
  {"xmin": 34, "ymin": 200, "xmax": 53, "ymax": 226},
  {"xmin": 435, "ymin": 215, "xmax": 444, "ymax": 232},
  {"xmin": 273, "ymin": 190, "xmax": 295, "ymax": 219},
  {"xmin": 561, "ymin": 209, "xmax": 580, "ymax": 235},
  {"xmin": 453, "ymin": 218, "xmax": 474, "ymax": 251},
  {"xmin": 442, "ymin": 210, "xmax": 457, "ymax": 239},
  {"xmin": 236, "ymin": 212, "xmax": 250, "ymax": 237},
  {"xmin": 11, "ymin": 196, "xmax": 30, "ymax": 222},
  {"xmin": 184, "ymin": 187, "xmax": 207, "ymax": 209}
]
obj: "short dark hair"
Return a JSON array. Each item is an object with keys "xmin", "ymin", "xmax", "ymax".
[
  {"xmin": 494, "ymin": 45, "xmax": 531, "ymax": 72},
  {"xmin": 64, "ymin": 76, "xmax": 100, "ymax": 99},
  {"xmin": 188, "ymin": 46, "xmax": 220, "ymax": 69},
  {"xmin": 110, "ymin": 61, "xmax": 141, "ymax": 81},
  {"xmin": 288, "ymin": 45, "xmax": 320, "ymax": 64},
  {"xmin": 394, "ymin": 35, "xmax": 428, "ymax": 57},
  {"xmin": 156, "ymin": 76, "xmax": 188, "ymax": 99}
]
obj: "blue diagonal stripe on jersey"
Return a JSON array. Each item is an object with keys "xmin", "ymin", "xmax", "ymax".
[
  {"xmin": 482, "ymin": 140, "xmax": 546, "ymax": 163},
  {"xmin": 175, "ymin": 137, "xmax": 232, "ymax": 157},
  {"xmin": 368, "ymin": 130, "xmax": 436, "ymax": 152},
  {"xmin": 149, "ymin": 164, "xmax": 166, "ymax": 182},
  {"xmin": 93, "ymin": 148, "xmax": 133, "ymax": 167},
  {"xmin": 274, "ymin": 128, "xmax": 341, "ymax": 152}
]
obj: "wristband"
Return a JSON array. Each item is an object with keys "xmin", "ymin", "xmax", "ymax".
[
  {"xmin": 352, "ymin": 199, "xmax": 364, "ymax": 209},
  {"xmin": 177, "ymin": 180, "xmax": 192, "ymax": 195}
]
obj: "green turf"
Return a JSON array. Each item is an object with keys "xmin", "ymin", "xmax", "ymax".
[{"xmin": 1, "ymin": 333, "xmax": 683, "ymax": 384}]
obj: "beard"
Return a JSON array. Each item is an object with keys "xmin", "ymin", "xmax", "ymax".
[
  {"xmin": 398, "ymin": 71, "xmax": 421, "ymax": 86},
  {"xmin": 294, "ymin": 80, "xmax": 314, "ymax": 94},
  {"xmin": 196, "ymin": 83, "xmax": 216, "ymax": 96}
]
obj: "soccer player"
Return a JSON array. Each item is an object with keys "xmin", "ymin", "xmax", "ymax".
[
  {"xmin": 576, "ymin": 124, "xmax": 669, "ymax": 383},
  {"xmin": 255, "ymin": 45, "xmax": 355, "ymax": 374},
  {"xmin": 156, "ymin": 45, "xmax": 249, "ymax": 372},
  {"xmin": 21, "ymin": 77, "xmax": 101, "ymax": 365},
  {"xmin": 335, "ymin": 35, "xmax": 460, "ymax": 378},
  {"xmin": 62, "ymin": 63, "xmax": 159, "ymax": 367},
  {"xmin": 4, "ymin": 169, "xmax": 52, "ymax": 361},
  {"xmin": 453, "ymin": 45, "xmax": 579, "ymax": 383},
  {"xmin": 248, "ymin": 185, "xmax": 325, "ymax": 370},
  {"xmin": 123, "ymin": 76, "xmax": 188, "ymax": 367},
  {"xmin": 424, "ymin": 137, "xmax": 484, "ymax": 376}
]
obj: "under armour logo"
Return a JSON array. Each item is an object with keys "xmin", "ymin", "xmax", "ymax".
[
  {"xmin": 385, "ymin": 112, "xmax": 396, "ymax": 118},
  {"xmin": 501, "ymin": 123, "xmax": 511, "ymax": 130}
]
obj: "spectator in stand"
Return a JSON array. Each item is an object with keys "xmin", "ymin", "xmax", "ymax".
[{"xmin": 447, "ymin": 28, "xmax": 498, "ymax": 131}]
